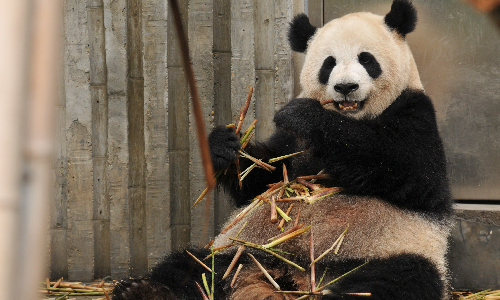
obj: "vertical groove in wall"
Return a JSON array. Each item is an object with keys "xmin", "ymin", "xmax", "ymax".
[
  {"xmin": 88, "ymin": 0, "xmax": 110, "ymax": 279},
  {"xmin": 126, "ymin": 0, "xmax": 147, "ymax": 276},
  {"xmin": 213, "ymin": 0, "xmax": 233, "ymax": 233},
  {"xmin": 254, "ymin": 0, "xmax": 275, "ymax": 141},
  {"xmin": 167, "ymin": 1, "xmax": 191, "ymax": 250}
]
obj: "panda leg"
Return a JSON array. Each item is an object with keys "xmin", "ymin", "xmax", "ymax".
[
  {"xmin": 112, "ymin": 247, "xmax": 232, "ymax": 300},
  {"xmin": 320, "ymin": 254, "xmax": 445, "ymax": 300}
]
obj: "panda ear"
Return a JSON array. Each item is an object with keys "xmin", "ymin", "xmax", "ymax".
[
  {"xmin": 384, "ymin": 0, "xmax": 417, "ymax": 38},
  {"xmin": 288, "ymin": 14, "xmax": 317, "ymax": 53}
]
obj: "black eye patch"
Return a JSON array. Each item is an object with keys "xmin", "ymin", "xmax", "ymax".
[
  {"xmin": 318, "ymin": 56, "xmax": 336, "ymax": 85},
  {"xmin": 358, "ymin": 52, "xmax": 382, "ymax": 79}
]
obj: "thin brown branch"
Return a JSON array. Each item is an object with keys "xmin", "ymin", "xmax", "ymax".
[
  {"xmin": 248, "ymin": 253, "xmax": 280, "ymax": 290},
  {"xmin": 270, "ymin": 195, "xmax": 278, "ymax": 223},
  {"xmin": 239, "ymin": 150, "xmax": 276, "ymax": 171},
  {"xmin": 294, "ymin": 208, "xmax": 301, "ymax": 227},
  {"xmin": 186, "ymin": 250, "xmax": 212, "ymax": 273},
  {"xmin": 222, "ymin": 245, "xmax": 246, "ymax": 280},
  {"xmin": 230, "ymin": 264, "xmax": 244, "ymax": 288},
  {"xmin": 310, "ymin": 228, "xmax": 316, "ymax": 291},
  {"xmin": 195, "ymin": 281, "xmax": 210, "ymax": 300},
  {"xmin": 235, "ymin": 87, "xmax": 254, "ymax": 134},
  {"xmin": 278, "ymin": 203, "xmax": 294, "ymax": 230},
  {"xmin": 168, "ymin": 0, "xmax": 215, "ymax": 189}
]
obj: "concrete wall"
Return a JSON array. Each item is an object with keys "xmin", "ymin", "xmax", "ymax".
[{"xmin": 50, "ymin": 0, "xmax": 305, "ymax": 281}]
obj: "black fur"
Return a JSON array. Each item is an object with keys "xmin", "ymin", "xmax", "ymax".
[
  {"xmin": 321, "ymin": 254, "xmax": 444, "ymax": 300},
  {"xmin": 319, "ymin": 56, "xmax": 337, "ymax": 84},
  {"xmin": 213, "ymin": 89, "xmax": 452, "ymax": 219},
  {"xmin": 384, "ymin": 0, "xmax": 418, "ymax": 38},
  {"xmin": 358, "ymin": 52, "xmax": 382, "ymax": 79},
  {"xmin": 208, "ymin": 126, "xmax": 241, "ymax": 172},
  {"xmin": 288, "ymin": 13, "xmax": 317, "ymax": 53},
  {"xmin": 112, "ymin": 249, "xmax": 443, "ymax": 300}
]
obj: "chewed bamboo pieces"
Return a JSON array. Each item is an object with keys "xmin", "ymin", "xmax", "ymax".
[
  {"xmin": 294, "ymin": 261, "xmax": 370, "ymax": 300},
  {"xmin": 186, "ymin": 250, "xmax": 213, "ymax": 273},
  {"xmin": 311, "ymin": 226, "xmax": 349, "ymax": 266},
  {"xmin": 222, "ymin": 245, "xmax": 246, "ymax": 280},
  {"xmin": 248, "ymin": 253, "xmax": 281, "ymax": 290},
  {"xmin": 40, "ymin": 279, "xmax": 114, "ymax": 297}
]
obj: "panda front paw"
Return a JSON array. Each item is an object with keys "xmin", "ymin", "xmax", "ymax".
[
  {"xmin": 273, "ymin": 98, "xmax": 324, "ymax": 138},
  {"xmin": 209, "ymin": 125, "xmax": 241, "ymax": 171}
]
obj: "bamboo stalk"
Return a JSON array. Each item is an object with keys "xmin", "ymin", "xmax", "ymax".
[
  {"xmin": 334, "ymin": 234, "xmax": 345, "ymax": 255},
  {"xmin": 195, "ymin": 281, "xmax": 210, "ymax": 300},
  {"xmin": 294, "ymin": 208, "xmax": 301, "ymax": 227},
  {"xmin": 295, "ymin": 262, "xmax": 369, "ymax": 300},
  {"xmin": 235, "ymin": 87, "xmax": 254, "ymax": 134},
  {"xmin": 230, "ymin": 264, "xmax": 244, "ymax": 288},
  {"xmin": 235, "ymin": 156, "xmax": 243, "ymax": 188},
  {"xmin": 202, "ymin": 273, "xmax": 210, "ymax": 295},
  {"xmin": 307, "ymin": 187, "xmax": 342, "ymax": 204},
  {"xmin": 248, "ymin": 253, "xmax": 280, "ymax": 290},
  {"xmin": 263, "ymin": 226, "xmax": 311, "ymax": 249},
  {"xmin": 343, "ymin": 293, "xmax": 372, "ymax": 296},
  {"xmin": 239, "ymin": 150, "xmax": 276, "ymax": 171},
  {"xmin": 297, "ymin": 178, "xmax": 322, "ymax": 191},
  {"xmin": 211, "ymin": 247, "xmax": 215, "ymax": 300},
  {"xmin": 268, "ymin": 151, "xmax": 306, "ymax": 163},
  {"xmin": 229, "ymin": 237, "xmax": 305, "ymax": 271},
  {"xmin": 268, "ymin": 223, "xmax": 305, "ymax": 241},
  {"xmin": 270, "ymin": 195, "xmax": 278, "ymax": 223},
  {"xmin": 274, "ymin": 291, "xmax": 321, "ymax": 295},
  {"xmin": 310, "ymin": 226, "xmax": 349, "ymax": 266},
  {"xmin": 310, "ymin": 228, "xmax": 316, "ymax": 291},
  {"xmin": 222, "ymin": 245, "xmax": 246, "ymax": 279},
  {"xmin": 241, "ymin": 131, "xmax": 255, "ymax": 149},
  {"xmin": 204, "ymin": 240, "xmax": 215, "ymax": 249},
  {"xmin": 283, "ymin": 164, "xmax": 289, "ymax": 184},
  {"xmin": 219, "ymin": 199, "xmax": 262, "ymax": 235},
  {"xmin": 168, "ymin": 0, "xmax": 215, "ymax": 189},
  {"xmin": 276, "ymin": 206, "xmax": 292, "ymax": 222},
  {"xmin": 278, "ymin": 204, "xmax": 294, "ymax": 230},
  {"xmin": 103, "ymin": 288, "xmax": 111, "ymax": 300},
  {"xmin": 53, "ymin": 277, "xmax": 63, "ymax": 288},
  {"xmin": 186, "ymin": 250, "xmax": 212, "ymax": 273},
  {"xmin": 296, "ymin": 174, "xmax": 330, "ymax": 181}
]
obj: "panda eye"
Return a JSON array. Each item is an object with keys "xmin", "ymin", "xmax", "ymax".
[
  {"xmin": 318, "ymin": 56, "xmax": 336, "ymax": 85},
  {"xmin": 358, "ymin": 52, "xmax": 382, "ymax": 79},
  {"xmin": 358, "ymin": 52, "xmax": 374, "ymax": 65}
]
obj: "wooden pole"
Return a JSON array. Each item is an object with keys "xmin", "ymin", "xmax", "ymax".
[
  {"xmin": 167, "ymin": 0, "xmax": 192, "ymax": 249},
  {"xmin": 254, "ymin": 0, "xmax": 275, "ymax": 141},
  {"xmin": 127, "ymin": 0, "xmax": 148, "ymax": 276},
  {"xmin": 213, "ymin": 0, "xmax": 234, "ymax": 232},
  {"xmin": 88, "ymin": 0, "xmax": 110, "ymax": 279}
]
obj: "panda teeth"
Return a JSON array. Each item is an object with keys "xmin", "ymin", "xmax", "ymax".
[{"xmin": 339, "ymin": 102, "xmax": 358, "ymax": 111}]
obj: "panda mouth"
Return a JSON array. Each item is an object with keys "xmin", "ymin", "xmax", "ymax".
[{"xmin": 335, "ymin": 100, "xmax": 364, "ymax": 112}]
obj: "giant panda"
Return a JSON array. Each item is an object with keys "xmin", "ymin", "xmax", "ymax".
[{"xmin": 113, "ymin": 1, "xmax": 453, "ymax": 299}]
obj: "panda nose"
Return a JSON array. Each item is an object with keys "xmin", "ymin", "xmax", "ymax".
[{"xmin": 334, "ymin": 83, "xmax": 359, "ymax": 95}]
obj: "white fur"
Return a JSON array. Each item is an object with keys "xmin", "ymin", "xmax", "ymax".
[{"xmin": 299, "ymin": 12, "xmax": 423, "ymax": 119}]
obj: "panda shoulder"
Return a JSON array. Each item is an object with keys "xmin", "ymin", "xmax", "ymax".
[{"xmin": 383, "ymin": 89, "xmax": 437, "ymax": 120}]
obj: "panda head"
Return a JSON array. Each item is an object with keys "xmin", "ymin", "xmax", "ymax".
[{"xmin": 289, "ymin": 0, "xmax": 423, "ymax": 119}]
